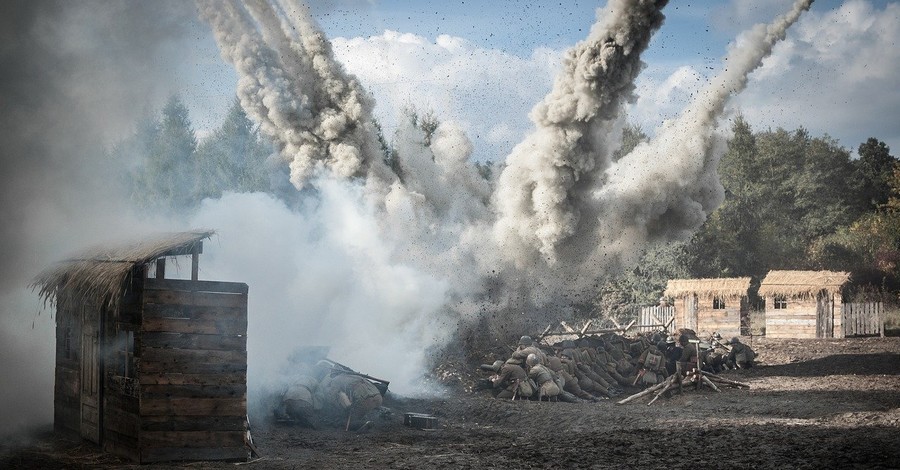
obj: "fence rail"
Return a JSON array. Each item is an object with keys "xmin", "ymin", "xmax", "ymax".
[
  {"xmin": 842, "ymin": 302, "xmax": 884, "ymax": 337},
  {"xmin": 637, "ymin": 306, "xmax": 675, "ymax": 332}
]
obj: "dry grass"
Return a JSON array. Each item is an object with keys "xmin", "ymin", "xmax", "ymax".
[
  {"xmin": 758, "ymin": 270, "xmax": 850, "ymax": 298},
  {"xmin": 31, "ymin": 230, "xmax": 214, "ymax": 312},
  {"xmin": 664, "ymin": 277, "xmax": 752, "ymax": 298}
]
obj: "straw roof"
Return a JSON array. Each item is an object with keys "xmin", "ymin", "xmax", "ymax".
[
  {"xmin": 758, "ymin": 270, "xmax": 850, "ymax": 298},
  {"xmin": 664, "ymin": 278, "xmax": 752, "ymax": 298},
  {"xmin": 32, "ymin": 230, "xmax": 214, "ymax": 313}
]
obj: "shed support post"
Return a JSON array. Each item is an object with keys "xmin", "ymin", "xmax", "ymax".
[
  {"xmin": 191, "ymin": 245, "xmax": 200, "ymax": 281},
  {"xmin": 156, "ymin": 258, "xmax": 165, "ymax": 280}
]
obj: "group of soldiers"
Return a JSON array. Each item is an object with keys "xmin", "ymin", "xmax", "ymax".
[
  {"xmin": 275, "ymin": 360, "xmax": 388, "ymax": 430},
  {"xmin": 478, "ymin": 330, "xmax": 756, "ymax": 402}
]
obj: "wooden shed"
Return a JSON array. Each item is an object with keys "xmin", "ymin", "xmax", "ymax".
[
  {"xmin": 760, "ymin": 270, "xmax": 849, "ymax": 339},
  {"xmin": 33, "ymin": 230, "xmax": 250, "ymax": 463},
  {"xmin": 664, "ymin": 277, "xmax": 752, "ymax": 338}
]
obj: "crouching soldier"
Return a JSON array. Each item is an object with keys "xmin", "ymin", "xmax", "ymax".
[
  {"xmin": 317, "ymin": 366, "xmax": 384, "ymax": 430},
  {"xmin": 277, "ymin": 375, "xmax": 321, "ymax": 427},
  {"xmin": 526, "ymin": 353, "xmax": 560, "ymax": 401},
  {"xmin": 727, "ymin": 337, "xmax": 757, "ymax": 369},
  {"xmin": 635, "ymin": 344, "xmax": 667, "ymax": 387},
  {"xmin": 488, "ymin": 360, "xmax": 534, "ymax": 399}
]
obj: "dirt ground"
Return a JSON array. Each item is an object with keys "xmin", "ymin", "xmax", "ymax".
[{"xmin": 3, "ymin": 337, "xmax": 900, "ymax": 469}]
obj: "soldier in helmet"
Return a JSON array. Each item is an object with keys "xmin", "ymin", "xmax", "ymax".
[
  {"xmin": 727, "ymin": 337, "xmax": 757, "ymax": 369},
  {"xmin": 525, "ymin": 353, "xmax": 560, "ymax": 401},
  {"xmin": 548, "ymin": 354, "xmax": 599, "ymax": 402},
  {"xmin": 488, "ymin": 359, "xmax": 533, "ymax": 399},
  {"xmin": 508, "ymin": 335, "xmax": 547, "ymax": 366}
]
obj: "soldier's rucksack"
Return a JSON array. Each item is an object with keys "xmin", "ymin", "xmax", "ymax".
[{"xmin": 644, "ymin": 351, "xmax": 663, "ymax": 371}]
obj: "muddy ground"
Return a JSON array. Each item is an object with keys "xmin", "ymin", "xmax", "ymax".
[{"xmin": 3, "ymin": 337, "xmax": 900, "ymax": 469}]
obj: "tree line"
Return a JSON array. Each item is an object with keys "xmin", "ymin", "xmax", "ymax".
[{"xmin": 115, "ymin": 96, "xmax": 899, "ymax": 309}]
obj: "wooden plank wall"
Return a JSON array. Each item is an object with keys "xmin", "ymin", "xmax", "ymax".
[
  {"xmin": 54, "ymin": 302, "xmax": 81, "ymax": 435},
  {"xmin": 638, "ymin": 306, "xmax": 675, "ymax": 332},
  {"xmin": 695, "ymin": 296, "xmax": 742, "ymax": 338},
  {"xmin": 765, "ymin": 297, "xmax": 818, "ymax": 338},
  {"xmin": 138, "ymin": 278, "xmax": 249, "ymax": 463},
  {"xmin": 842, "ymin": 302, "xmax": 884, "ymax": 337},
  {"xmin": 103, "ymin": 288, "xmax": 142, "ymax": 462}
]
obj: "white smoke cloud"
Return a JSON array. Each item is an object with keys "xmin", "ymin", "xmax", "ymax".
[
  {"xmin": 330, "ymin": 30, "xmax": 561, "ymax": 162},
  {"xmin": 189, "ymin": 189, "xmax": 453, "ymax": 395},
  {"xmin": 492, "ymin": 0, "xmax": 669, "ymax": 267}
]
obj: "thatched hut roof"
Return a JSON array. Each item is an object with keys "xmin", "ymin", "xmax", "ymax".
[
  {"xmin": 664, "ymin": 278, "xmax": 752, "ymax": 298},
  {"xmin": 758, "ymin": 270, "xmax": 850, "ymax": 298},
  {"xmin": 32, "ymin": 230, "xmax": 214, "ymax": 312}
]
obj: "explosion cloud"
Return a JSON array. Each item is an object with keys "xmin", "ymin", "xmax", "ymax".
[{"xmin": 191, "ymin": 0, "xmax": 814, "ymax": 395}]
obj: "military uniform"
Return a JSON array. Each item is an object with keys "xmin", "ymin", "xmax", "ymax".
[
  {"xmin": 527, "ymin": 363, "xmax": 560, "ymax": 400},
  {"xmin": 492, "ymin": 363, "xmax": 533, "ymax": 399},
  {"xmin": 728, "ymin": 339, "xmax": 756, "ymax": 369},
  {"xmin": 317, "ymin": 372, "xmax": 383, "ymax": 425}
]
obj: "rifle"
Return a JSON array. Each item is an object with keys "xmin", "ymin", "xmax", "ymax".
[{"xmin": 323, "ymin": 359, "xmax": 391, "ymax": 395}]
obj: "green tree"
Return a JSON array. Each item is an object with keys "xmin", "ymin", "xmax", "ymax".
[
  {"xmin": 194, "ymin": 98, "xmax": 272, "ymax": 200},
  {"xmin": 612, "ymin": 123, "xmax": 648, "ymax": 162},
  {"xmin": 128, "ymin": 94, "xmax": 198, "ymax": 211},
  {"xmin": 853, "ymin": 138, "xmax": 896, "ymax": 210}
]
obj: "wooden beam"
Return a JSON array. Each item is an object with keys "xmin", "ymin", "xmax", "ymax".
[
  {"xmin": 191, "ymin": 244, "xmax": 200, "ymax": 281},
  {"xmin": 156, "ymin": 258, "xmax": 166, "ymax": 280}
]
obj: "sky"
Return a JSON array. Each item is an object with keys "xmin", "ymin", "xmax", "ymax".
[{"xmin": 175, "ymin": 0, "xmax": 900, "ymax": 160}]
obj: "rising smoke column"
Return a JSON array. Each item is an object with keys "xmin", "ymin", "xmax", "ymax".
[
  {"xmin": 577, "ymin": 0, "xmax": 814, "ymax": 269},
  {"xmin": 196, "ymin": 0, "xmax": 393, "ymax": 190},
  {"xmin": 492, "ymin": 0, "xmax": 669, "ymax": 267}
]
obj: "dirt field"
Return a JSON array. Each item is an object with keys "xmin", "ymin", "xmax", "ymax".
[{"xmin": 3, "ymin": 337, "xmax": 899, "ymax": 469}]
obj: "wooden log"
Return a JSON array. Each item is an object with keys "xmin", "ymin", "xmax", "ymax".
[
  {"xmin": 647, "ymin": 379, "xmax": 676, "ymax": 406},
  {"xmin": 616, "ymin": 377, "xmax": 670, "ymax": 405},
  {"xmin": 704, "ymin": 373, "xmax": 750, "ymax": 388},
  {"xmin": 701, "ymin": 376, "xmax": 721, "ymax": 392}
]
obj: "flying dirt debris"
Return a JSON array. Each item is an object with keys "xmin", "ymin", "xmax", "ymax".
[
  {"xmin": 273, "ymin": 348, "xmax": 391, "ymax": 432},
  {"xmin": 476, "ymin": 328, "xmax": 752, "ymax": 405}
]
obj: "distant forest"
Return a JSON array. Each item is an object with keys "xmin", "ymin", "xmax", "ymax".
[{"xmin": 114, "ymin": 95, "xmax": 900, "ymax": 313}]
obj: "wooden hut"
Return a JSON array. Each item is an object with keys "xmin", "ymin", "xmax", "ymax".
[
  {"xmin": 33, "ymin": 230, "xmax": 250, "ymax": 463},
  {"xmin": 759, "ymin": 270, "xmax": 849, "ymax": 339},
  {"xmin": 663, "ymin": 278, "xmax": 752, "ymax": 338}
]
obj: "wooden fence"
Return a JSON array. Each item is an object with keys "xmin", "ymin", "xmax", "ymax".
[
  {"xmin": 637, "ymin": 306, "xmax": 675, "ymax": 332},
  {"xmin": 841, "ymin": 302, "xmax": 884, "ymax": 337}
]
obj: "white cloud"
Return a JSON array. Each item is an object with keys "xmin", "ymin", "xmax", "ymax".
[
  {"xmin": 632, "ymin": 0, "xmax": 900, "ymax": 154},
  {"xmin": 331, "ymin": 30, "xmax": 561, "ymax": 161},
  {"xmin": 732, "ymin": 0, "xmax": 900, "ymax": 152}
]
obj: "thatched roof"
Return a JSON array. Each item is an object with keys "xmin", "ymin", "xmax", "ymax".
[
  {"xmin": 32, "ymin": 230, "xmax": 214, "ymax": 312},
  {"xmin": 758, "ymin": 270, "xmax": 850, "ymax": 298},
  {"xmin": 664, "ymin": 278, "xmax": 752, "ymax": 298}
]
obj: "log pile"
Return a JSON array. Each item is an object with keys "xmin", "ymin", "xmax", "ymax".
[{"xmin": 617, "ymin": 363, "xmax": 749, "ymax": 406}]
